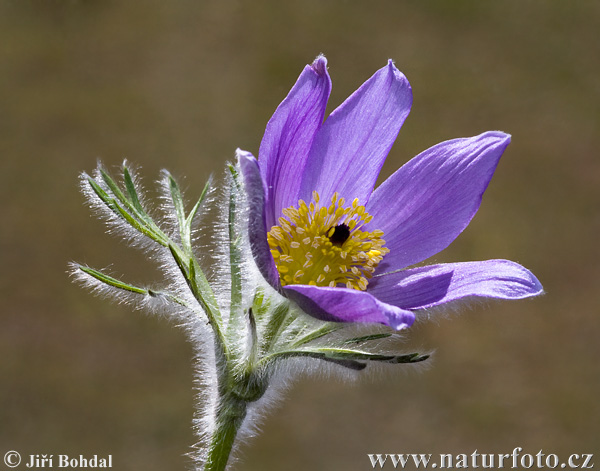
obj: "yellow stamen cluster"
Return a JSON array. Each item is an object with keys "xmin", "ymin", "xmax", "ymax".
[{"xmin": 267, "ymin": 191, "xmax": 389, "ymax": 290}]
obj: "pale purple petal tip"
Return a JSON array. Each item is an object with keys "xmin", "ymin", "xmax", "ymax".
[
  {"xmin": 369, "ymin": 131, "xmax": 511, "ymax": 271},
  {"xmin": 311, "ymin": 54, "xmax": 328, "ymax": 75},
  {"xmin": 369, "ymin": 259, "xmax": 543, "ymax": 311},
  {"xmin": 258, "ymin": 57, "xmax": 332, "ymax": 230},
  {"xmin": 285, "ymin": 284, "xmax": 415, "ymax": 330},
  {"xmin": 299, "ymin": 60, "xmax": 413, "ymax": 205}
]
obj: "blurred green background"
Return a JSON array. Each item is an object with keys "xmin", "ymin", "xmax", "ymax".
[{"xmin": 1, "ymin": 1, "xmax": 599, "ymax": 470}]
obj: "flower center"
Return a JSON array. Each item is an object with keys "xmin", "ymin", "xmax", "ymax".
[{"xmin": 267, "ymin": 191, "xmax": 389, "ymax": 290}]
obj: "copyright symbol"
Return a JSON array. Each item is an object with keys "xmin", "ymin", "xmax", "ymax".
[{"xmin": 4, "ymin": 451, "xmax": 21, "ymax": 468}]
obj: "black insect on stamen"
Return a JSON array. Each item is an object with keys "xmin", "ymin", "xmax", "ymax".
[{"xmin": 328, "ymin": 223, "xmax": 351, "ymax": 247}]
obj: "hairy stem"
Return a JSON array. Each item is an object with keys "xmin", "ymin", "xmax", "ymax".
[{"xmin": 204, "ymin": 390, "xmax": 247, "ymax": 471}]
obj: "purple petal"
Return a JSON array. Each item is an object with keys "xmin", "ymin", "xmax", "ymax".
[
  {"xmin": 367, "ymin": 132, "xmax": 510, "ymax": 271},
  {"xmin": 238, "ymin": 150, "xmax": 281, "ymax": 290},
  {"xmin": 259, "ymin": 55, "xmax": 331, "ymax": 230},
  {"xmin": 299, "ymin": 60, "xmax": 412, "ymax": 206},
  {"xmin": 285, "ymin": 284, "xmax": 415, "ymax": 330},
  {"xmin": 368, "ymin": 259, "xmax": 543, "ymax": 310}
]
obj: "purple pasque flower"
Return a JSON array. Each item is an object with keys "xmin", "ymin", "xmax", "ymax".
[{"xmin": 238, "ymin": 55, "xmax": 542, "ymax": 330}]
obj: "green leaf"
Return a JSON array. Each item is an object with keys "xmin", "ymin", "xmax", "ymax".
[
  {"xmin": 342, "ymin": 332, "xmax": 393, "ymax": 345},
  {"xmin": 316, "ymin": 348, "xmax": 430, "ymax": 364},
  {"xmin": 87, "ymin": 176, "xmax": 119, "ymax": 213},
  {"xmin": 190, "ymin": 258, "xmax": 222, "ymax": 324},
  {"xmin": 301, "ymin": 347, "xmax": 398, "ymax": 362},
  {"xmin": 261, "ymin": 347, "xmax": 429, "ymax": 368},
  {"xmin": 77, "ymin": 265, "xmax": 189, "ymax": 308},
  {"xmin": 227, "ymin": 163, "xmax": 241, "ymax": 190},
  {"xmin": 119, "ymin": 165, "xmax": 170, "ymax": 239},
  {"xmin": 251, "ymin": 287, "xmax": 269, "ymax": 318},
  {"xmin": 260, "ymin": 299, "xmax": 290, "ymax": 354},
  {"xmin": 164, "ymin": 173, "xmax": 212, "ymax": 256},
  {"xmin": 168, "ymin": 244, "xmax": 222, "ymax": 328},
  {"xmin": 246, "ymin": 307, "xmax": 259, "ymax": 364},
  {"xmin": 89, "ymin": 169, "xmax": 169, "ymax": 246},
  {"xmin": 185, "ymin": 178, "xmax": 211, "ymax": 228},
  {"xmin": 166, "ymin": 172, "xmax": 189, "ymax": 248},
  {"xmin": 79, "ymin": 265, "xmax": 148, "ymax": 295},
  {"xmin": 260, "ymin": 348, "xmax": 366, "ymax": 371},
  {"xmin": 226, "ymin": 170, "xmax": 243, "ymax": 337},
  {"xmin": 180, "ymin": 177, "xmax": 211, "ymax": 255},
  {"xmin": 290, "ymin": 323, "xmax": 342, "ymax": 348},
  {"xmin": 88, "ymin": 175, "xmax": 150, "ymax": 241},
  {"xmin": 177, "ymin": 248, "xmax": 231, "ymax": 367},
  {"xmin": 386, "ymin": 352, "xmax": 430, "ymax": 364},
  {"xmin": 123, "ymin": 165, "xmax": 146, "ymax": 214},
  {"xmin": 112, "ymin": 198, "xmax": 162, "ymax": 243},
  {"xmin": 99, "ymin": 166, "xmax": 130, "ymax": 209},
  {"xmin": 100, "ymin": 164, "xmax": 153, "ymax": 228},
  {"xmin": 319, "ymin": 357, "xmax": 367, "ymax": 371}
]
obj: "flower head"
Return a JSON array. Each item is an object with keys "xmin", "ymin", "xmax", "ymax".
[{"xmin": 239, "ymin": 55, "xmax": 542, "ymax": 330}]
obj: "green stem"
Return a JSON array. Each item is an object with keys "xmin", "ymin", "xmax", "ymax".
[{"xmin": 204, "ymin": 392, "xmax": 247, "ymax": 471}]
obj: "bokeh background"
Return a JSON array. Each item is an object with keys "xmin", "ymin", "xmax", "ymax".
[{"xmin": 2, "ymin": 1, "xmax": 599, "ymax": 470}]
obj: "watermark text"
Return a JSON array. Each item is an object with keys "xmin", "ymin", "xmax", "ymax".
[{"xmin": 368, "ymin": 448, "xmax": 594, "ymax": 469}]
